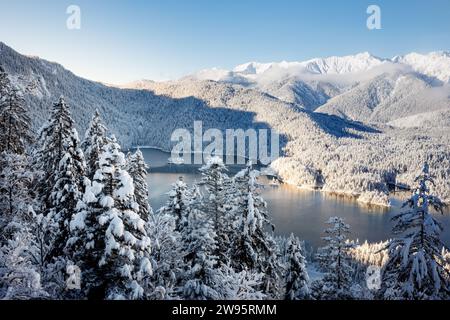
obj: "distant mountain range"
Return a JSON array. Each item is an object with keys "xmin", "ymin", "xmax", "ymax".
[
  {"xmin": 125, "ymin": 51, "xmax": 450, "ymax": 126},
  {"xmin": 1, "ymin": 42, "xmax": 449, "ymax": 206},
  {"xmin": 190, "ymin": 51, "xmax": 450, "ymax": 84}
]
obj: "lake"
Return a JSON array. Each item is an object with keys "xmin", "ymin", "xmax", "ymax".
[{"xmin": 139, "ymin": 148, "xmax": 450, "ymax": 249}]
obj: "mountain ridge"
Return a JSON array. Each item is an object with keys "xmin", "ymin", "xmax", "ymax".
[
  {"xmin": 1, "ymin": 41, "xmax": 449, "ymax": 206},
  {"xmin": 122, "ymin": 50, "xmax": 449, "ymax": 119}
]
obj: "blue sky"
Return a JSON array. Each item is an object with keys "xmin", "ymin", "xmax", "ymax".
[{"xmin": 0, "ymin": 0, "xmax": 449, "ymax": 84}]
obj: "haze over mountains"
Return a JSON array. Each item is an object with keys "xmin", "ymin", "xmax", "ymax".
[{"xmin": 1, "ymin": 41, "xmax": 449, "ymax": 206}]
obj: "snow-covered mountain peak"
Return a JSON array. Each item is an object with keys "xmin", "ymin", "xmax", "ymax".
[
  {"xmin": 392, "ymin": 51, "xmax": 450, "ymax": 83},
  {"xmin": 233, "ymin": 61, "xmax": 274, "ymax": 75},
  {"xmin": 301, "ymin": 52, "xmax": 385, "ymax": 75},
  {"xmin": 231, "ymin": 52, "xmax": 383, "ymax": 76},
  {"xmin": 188, "ymin": 51, "xmax": 450, "ymax": 85},
  {"xmin": 189, "ymin": 52, "xmax": 387, "ymax": 85},
  {"xmin": 179, "ymin": 50, "xmax": 450, "ymax": 112}
]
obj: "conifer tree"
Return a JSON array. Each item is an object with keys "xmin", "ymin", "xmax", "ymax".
[
  {"xmin": 218, "ymin": 264, "xmax": 266, "ymax": 300},
  {"xmin": 126, "ymin": 149, "xmax": 152, "ymax": 220},
  {"xmin": 284, "ymin": 233, "xmax": 310, "ymax": 300},
  {"xmin": 159, "ymin": 177, "xmax": 191, "ymax": 232},
  {"xmin": 0, "ymin": 226, "xmax": 49, "ymax": 299},
  {"xmin": 261, "ymin": 243, "xmax": 284, "ymax": 299},
  {"xmin": 69, "ymin": 137, "xmax": 152, "ymax": 300},
  {"xmin": 230, "ymin": 162, "xmax": 282, "ymax": 298},
  {"xmin": 0, "ymin": 66, "xmax": 32, "ymax": 154},
  {"xmin": 0, "ymin": 66, "xmax": 34, "ymax": 243},
  {"xmin": 314, "ymin": 217, "xmax": 354, "ymax": 300},
  {"xmin": 198, "ymin": 157, "xmax": 234, "ymax": 264},
  {"xmin": 0, "ymin": 153, "xmax": 33, "ymax": 245},
  {"xmin": 180, "ymin": 207, "xmax": 221, "ymax": 300},
  {"xmin": 0, "ymin": 200, "xmax": 54, "ymax": 299},
  {"xmin": 48, "ymin": 126, "xmax": 86, "ymax": 259},
  {"xmin": 230, "ymin": 163, "xmax": 274, "ymax": 271},
  {"xmin": 146, "ymin": 212, "xmax": 182, "ymax": 299},
  {"xmin": 27, "ymin": 208, "xmax": 55, "ymax": 276},
  {"xmin": 82, "ymin": 110, "xmax": 108, "ymax": 180},
  {"xmin": 0, "ymin": 66, "xmax": 40, "ymax": 295},
  {"xmin": 379, "ymin": 163, "xmax": 450, "ymax": 300},
  {"xmin": 34, "ymin": 97, "xmax": 83, "ymax": 214}
]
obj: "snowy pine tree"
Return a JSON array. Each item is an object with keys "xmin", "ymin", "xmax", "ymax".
[
  {"xmin": 126, "ymin": 149, "xmax": 152, "ymax": 220},
  {"xmin": 146, "ymin": 212, "xmax": 182, "ymax": 299},
  {"xmin": 379, "ymin": 163, "xmax": 450, "ymax": 300},
  {"xmin": 23, "ymin": 97, "xmax": 88, "ymax": 297},
  {"xmin": 218, "ymin": 264, "xmax": 266, "ymax": 300},
  {"xmin": 0, "ymin": 66, "xmax": 32, "ymax": 154},
  {"xmin": 284, "ymin": 233, "xmax": 310, "ymax": 300},
  {"xmin": 230, "ymin": 163, "xmax": 272, "ymax": 271},
  {"xmin": 26, "ymin": 208, "xmax": 55, "ymax": 277},
  {"xmin": 34, "ymin": 97, "xmax": 84, "ymax": 217},
  {"xmin": 0, "ymin": 153, "xmax": 33, "ymax": 245},
  {"xmin": 262, "ymin": 244, "xmax": 284, "ymax": 299},
  {"xmin": 0, "ymin": 66, "xmax": 45, "ymax": 299},
  {"xmin": 314, "ymin": 217, "xmax": 354, "ymax": 300},
  {"xmin": 81, "ymin": 110, "xmax": 108, "ymax": 180},
  {"xmin": 0, "ymin": 66, "xmax": 34, "ymax": 246},
  {"xmin": 48, "ymin": 126, "xmax": 86, "ymax": 259},
  {"xmin": 198, "ymin": 157, "xmax": 234, "ymax": 264},
  {"xmin": 69, "ymin": 137, "xmax": 152, "ymax": 300},
  {"xmin": 0, "ymin": 226, "xmax": 48, "ymax": 299},
  {"xmin": 230, "ymin": 162, "xmax": 282, "ymax": 298},
  {"xmin": 0, "ymin": 201, "xmax": 54, "ymax": 299},
  {"xmin": 181, "ymin": 206, "xmax": 221, "ymax": 300},
  {"xmin": 159, "ymin": 177, "xmax": 191, "ymax": 232}
]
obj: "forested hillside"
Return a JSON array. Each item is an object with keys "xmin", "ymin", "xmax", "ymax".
[{"xmin": 1, "ymin": 42, "xmax": 449, "ymax": 206}]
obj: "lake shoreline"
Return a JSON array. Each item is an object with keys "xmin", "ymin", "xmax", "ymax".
[
  {"xmin": 138, "ymin": 147, "xmax": 450, "ymax": 249},
  {"xmin": 134, "ymin": 146, "xmax": 410, "ymax": 208}
]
